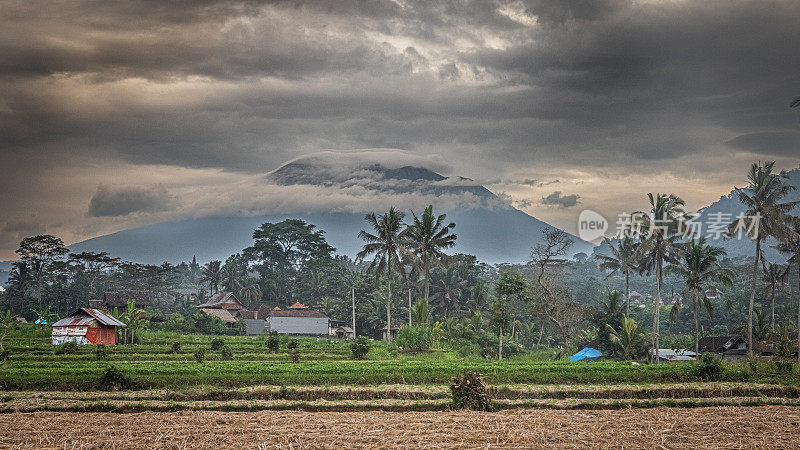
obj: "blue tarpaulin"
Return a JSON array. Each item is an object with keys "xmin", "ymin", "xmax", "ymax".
[{"xmin": 570, "ymin": 347, "xmax": 603, "ymax": 362}]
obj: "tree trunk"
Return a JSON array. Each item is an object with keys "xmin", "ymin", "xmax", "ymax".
[
  {"xmin": 654, "ymin": 261, "xmax": 662, "ymax": 364},
  {"xmin": 748, "ymin": 238, "xmax": 761, "ymax": 356},
  {"xmin": 796, "ymin": 260, "xmax": 800, "ymax": 365},
  {"xmin": 408, "ymin": 288, "xmax": 412, "ymax": 326},
  {"xmin": 498, "ymin": 323, "xmax": 503, "ymax": 360},
  {"xmin": 626, "ymin": 271, "xmax": 630, "ymax": 317},
  {"xmin": 693, "ymin": 291, "xmax": 700, "ymax": 356},
  {"xmin": 424, "ymin": 269, "xmax": 430, "ymax": 302},
  {"xmin": 386, "ymin": 283, "xmax": 392, "ymax": 343},
  {"xmin": 351, "ymin": 287, "xmax": 356, "ymax": 339},
  {"xmin": 771, "ymin": 285, "xmax": 776, "ymax": 331}
]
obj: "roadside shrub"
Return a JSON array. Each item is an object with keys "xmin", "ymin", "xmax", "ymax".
[
  {"xmin": 194, "ymin": 348, "xmax": 205, "ymax": 363},
  {"xmin": 266, "ymin": 331, "xmax": 280, "ymax": 354},
  {"xmin": 171, "ymin": 342, "xmax": 182, "ymax": 354},
  {"xmin": 288, "ymin": 348, "xmax": 300, "ymax": 363},
  {"xmin": 220, "ymin": 345, "xmax": 234, "ymax": 360},
  {"xmin": 350, "ymin": 336, "xmax": 371, "ymax": 360},
  {"xmin": 95, "ymin": 345, "xmax": 108, "ymax": 360},
  {"xmin": 696, "ymin": 352, "xmax": 723, "ymax": 381},
  {"xmin": 747, "ymin": 356, "xmax": 759, "ymax": 374},
  {"xmin": 210, "ymin": 338, "xmax": 225, "ymax": 351},
  {"xmin": 287, "ymin": 339, "xmax": 300, "ymax": 350},
  {"xmin": 99, "ymin": 366, "xmax": 133, "ymax": 391},
  {"xmin": 58, "ymin": 341, "xmax": 79, "ymax": 355},
  {"xmin": 450, "ymin": 371, "xmax": 494, "ymax": 411}
]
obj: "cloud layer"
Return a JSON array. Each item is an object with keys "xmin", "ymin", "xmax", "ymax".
[{"xmin": 0, "ymin": 0, "xmax": 799, "ymax": 258}]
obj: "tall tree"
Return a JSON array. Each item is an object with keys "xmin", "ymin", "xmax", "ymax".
[
  {"xmin": 595, "ymin": 236, "xmax": 640, "ymax": 315},
  {"xmin": 403, "ymin": 205, "xmax": 457, "ymax": 302},
  {"xmin": 637, "ymin": 193, "xmax": 686, "ymax": 363},
  {"xmin": 357, "ymin": 207, "xmax": 407, "ymax": 342},
  {"xmin": 201, "ymin": 260, "xmax": 222, "ymax": 295},
  {"xmin": 529, "ymin": 228, "xmax": 586, "ymax": 360},
  {"xmin": 667, "ymin": 238, "xmax": 734, "ymax": 355},
  {"xmin": 761, "ymin": 262, "xmax": 791, "ymax": 330},
  {"xmin": 606, "ymin": 316, "xmax": 646, "ymax": 360},
  {"xmin": 727, "ymin": 161, "xmax": 797, "ymax": 355},
  {"xmin": 15, "ymin": 235, "xmax": 69, "ymax": 309},
  {"xmin": 68, "ymin": 252, "xmax": 119, "ymax": 298},
  {"xmin": 775, "ymin": 216, "xmax": 800, "ymax": 363},
  {"xmin": 245, "ymin": 219, "xmax": 335, "ymax": 304}
]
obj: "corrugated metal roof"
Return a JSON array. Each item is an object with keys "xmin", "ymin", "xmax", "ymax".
[
  {"xmin": 83, "ymin": 308, "xmax": 126, "ymax": 326},
  {"xmin": 52, "ymin": 308, "xmax": 126, "ymax": 327}
]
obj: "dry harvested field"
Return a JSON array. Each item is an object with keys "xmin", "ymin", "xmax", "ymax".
[{"xmin": 1, "ymin": 406, "xmax": 799, "ymax": 449}]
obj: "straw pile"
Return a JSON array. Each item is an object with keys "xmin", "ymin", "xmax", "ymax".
[{"xmin": 1, "ymin": 406, "xmax": 799, "ymax": 448}]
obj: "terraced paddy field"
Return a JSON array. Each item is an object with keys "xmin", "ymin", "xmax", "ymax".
[
  {"xmin": 3, "ymin": 382, "xmax": 800, "ymax": 413},
  {"xmin": 2, "ymin": 406, "xmax": 799, "ymax": 448}
]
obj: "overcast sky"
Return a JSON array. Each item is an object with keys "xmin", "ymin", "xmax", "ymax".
[{"xmin": 1, "ymin": 0, "xmax": 799, "ymax": 259}]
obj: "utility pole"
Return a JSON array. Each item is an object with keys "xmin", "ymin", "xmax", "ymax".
[
  {"xmin": 351, "ymin": 287, "xmax": 356, "ymax": 338},
  {"xmin": 408, "ymin": 288, "xmax": 412, "ymax": 326}
]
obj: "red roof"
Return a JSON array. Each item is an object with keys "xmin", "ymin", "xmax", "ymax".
[
  {"xmin": 273, "ymin": 306, "xmax": 282, "ymax": 311},
  {"xmin": 288, "ymin": 301, "xmax": 308, "ymax": 309}
]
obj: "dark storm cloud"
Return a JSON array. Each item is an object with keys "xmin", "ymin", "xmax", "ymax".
[
  {"xmin": 88, "ymin": 184, "xmax": 179, "ymax": 217},
  {"xmin": 1, "ymin": 0, "xmax": 799, "ymax": 257},
  {"xmin": 726, "ymin": 131, "xmax": 800, "ymax": 157},
  {"xmin": 541, "ymin": 191, "xmax": 580, "ymax": 208}
]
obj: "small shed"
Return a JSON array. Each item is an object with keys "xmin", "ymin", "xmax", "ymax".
[
  {"xmin": 51, "ymin": 308, "xmax": 126, "ymax": 345},
  {"xmin": 332, "ymin": 325, "xmax": 355, "ymax": 340}
]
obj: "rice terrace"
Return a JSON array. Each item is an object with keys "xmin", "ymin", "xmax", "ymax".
[{"xmin": 4, "ymin": 0, "xmax": 800, "ymax": 448}]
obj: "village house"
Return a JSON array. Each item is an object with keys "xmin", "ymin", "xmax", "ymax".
[
  {"xmin": 196, "ymin": 291, "xmax": 258, "ymax": 329},
  {"xmin": 697, "ymin": 336, "xmax": 777, "ymax": 359},
  {"xmin": 51, "ymin": 308, "xmax": 126, "ymax": 345},
  {"xmin": 381, "ymin": 322, "xmax": 402, "ymax": 341},
  {"xmin": 89, "ymin": 290, "xmax": 152, "ymax": 312},
  {"xmin": 331, "ymin": 323, "xmax": 355, "ymax": 339},
  {"xmin": 267, "ymin": 301, "xmax": 330, "ymax": 335}
]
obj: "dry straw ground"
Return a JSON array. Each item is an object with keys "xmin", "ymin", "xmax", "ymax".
[{"xmin": 1, "ymin": 406, "xmax": 799, "ymax": 449}]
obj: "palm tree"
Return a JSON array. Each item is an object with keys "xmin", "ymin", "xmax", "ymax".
[
  {"xmin": 775, "ymin": 216, "xmax": 800, "ymax": 363},
  {"xmin": 637, "ymin": 193, "xmax": 687, "ymax": 363},
  {"xmin": 403, "ymin": 205, "xmax": 457, "ymax": 302},
  {"xmin": 606, "ymin": 316, "xmax": 646, "ymax": 360},
  {"xmin": 237, "ymin": 278, "xmax": 262, "ymax": 307},
  {"xmin": 357, "ymin": 207, "xmax": 407, "ymax": 342},
  {"xmin": 596, "ymin": 236, "xmax": 640, "ymax": 315},
  {"xmin": 761, "ymin": 262, "xmax": 791, "ymax": 330},
  {"xmin": 430, "ymin": 265, "xmax": 466, "ymax": 317},
  {"xmin": 201, "ymin": 260, "xmax": 222, "ymax": 295},
  {"xmin": 666, "ymin": 238, "xmax": 734, "ymax": 355},
  {"xmin": 728, "ymin": 161, "xmax": 797, "ymax": 354}
]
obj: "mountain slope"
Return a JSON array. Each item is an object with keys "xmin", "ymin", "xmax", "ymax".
[
  {"xmin": 65, "ymin": 156, "xmax": 594, "ymax": 265},
  {"xmin": 695, "ymin": 166, "xmax": 800, "ymax": 261}
]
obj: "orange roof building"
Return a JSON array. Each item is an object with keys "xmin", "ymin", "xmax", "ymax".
[{"xmin": 287, "ymin": 301, "xmax": 308, "ymax": 309}]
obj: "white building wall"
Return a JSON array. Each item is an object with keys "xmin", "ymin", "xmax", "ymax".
[{"xmin": 268, "ymin": 316, "xmax": 329, "ymax": 335}]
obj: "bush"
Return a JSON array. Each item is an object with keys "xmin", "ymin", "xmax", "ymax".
[
  {"xmin": 776, "ymin": 359, "xmax": 794, "ymax": 375},
  {"xmin": 220, "ymin": 345, "xmax": 234, "ymax": 360},
  {"xmin": 288, "ymin": 348, "xmax": 300, "ymax": 363},
  {"xmin": 99, "ymin": 366, "xmax": 133, "ymax": 391},
  {"xmin": 171, "ymin": 342, "xmax": 182, "ymax": 354},
  {"xmin": 58, "ymin": 341, "xmax": 79, "ymax": 355},
  {"xmin": 210, "ymin": 338, "xmax": 225, "ymax": 351},
  {"xmin": 95, "ymin": 345, "xmax": 108, "ymax": 360},
  {"xmin": 450, "ymin": 371, "xmax": 494, "ymax": 411},
  {"xmin": 395, "ymin": 325, "xmax": 433, "ymax": 353},
  {"xmin": 194, "ymin": 348, "xmax": 206, "ymax": 363},
  {"xmin": 266, "ymin": 331, "xmax": 280, "ymax": 354},
  {"xmin": 696, "ymin": 352, "xmax": 723, "ymax": 381},
  {"xmin": 287, "ymin": 339, "xmax": 300, "ymax": 350},
  {"xmin": 350, "ymin": 336, "xmax": 371, "ymax": 360}
]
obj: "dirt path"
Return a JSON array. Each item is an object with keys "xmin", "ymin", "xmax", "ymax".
[{"xmin": 1, "ymin": 406, "xmax": 799, "ymax": 449}]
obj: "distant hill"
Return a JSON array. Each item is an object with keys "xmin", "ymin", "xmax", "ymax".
[
  {"xmin": 64, "ymin": 156, "xmax": 594, "ymax": 266},
  {"xmin": 695, "ymin": 166, "xmax": 800, "ymax": 262}
]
